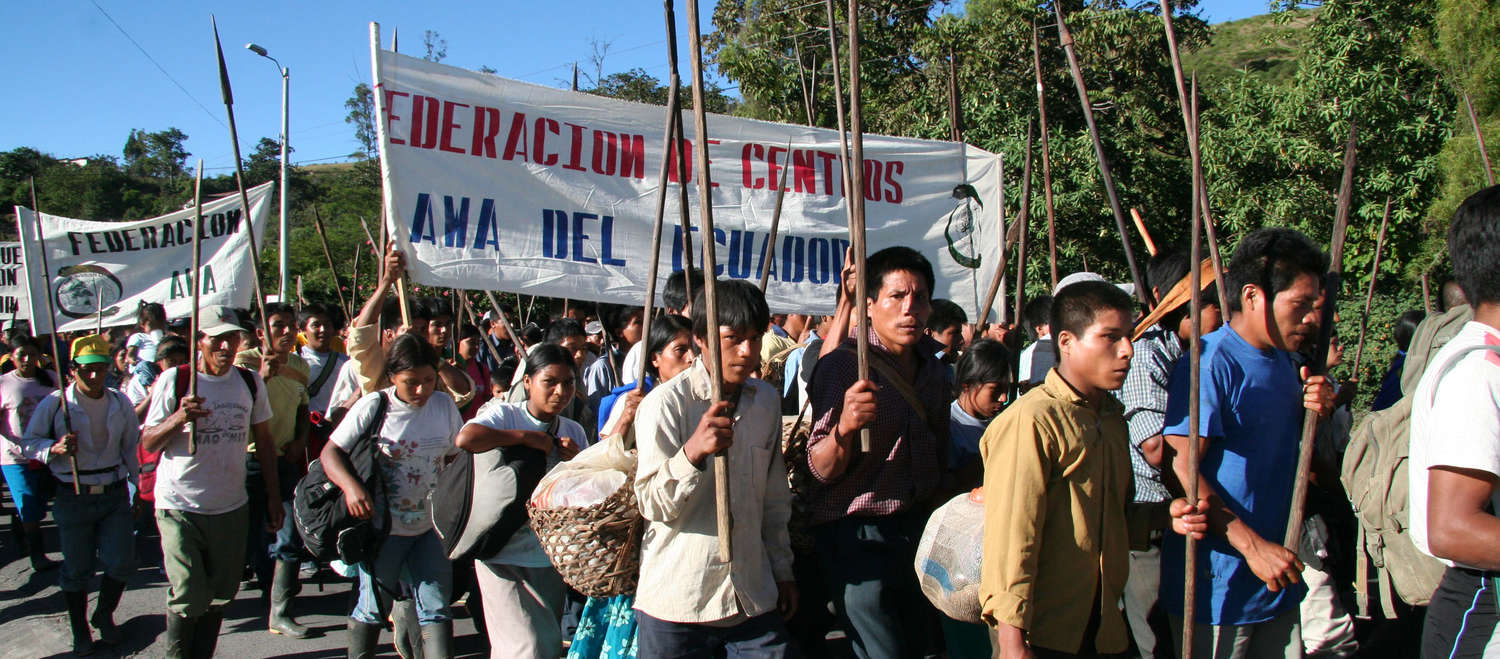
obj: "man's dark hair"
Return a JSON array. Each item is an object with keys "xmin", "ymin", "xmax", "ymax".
[
  {"xmin": 1451, "ymin": 187, "xmax": 1500, "ymax": 304},
  {"xmin": 380, "ymin": 299, "xmax": 403, "ymax": 331},
  {"xmin": 928, "ymin": 299, "xmax": 967, "ymax": 334},
  {"xmin": 864, "ymin": 246, "xmax": 935, "ymax": 300},
  {"xmin": 492, "ymin": 357, "xmax": 519, "ymax": 387},
  {"xmin": 1051, "ymin": 281, "xmax": 1135, "ymax": 346},
  {"xmin": 1441, "ymin": 279, "xmax": 1470, "ymax": 312},
  {"xmin": 408, "ymin": 298, "xmax": 434, "ymax": 323},
  {"xmin": 1395, "ymin": 309, "xmax": 1426, "ymax": 353},
  {"xmin": 384, "ymin": 333, "xmax": 441, "ymax": 375},
  {"xmin": 691, "ymin": 279, "xmax": 770, "ymax": 341},
  {"xmin": 256, "ymin": 302, "xmax": 298, "ymax": 327},
  {"xmin": 423, "ymin": 296, "xmax": 452, "ymax": 321},
  {"xmin": 606, "ymin": 305, "xmax": 644, "ymax": 342},
  {"xmin": 298, "ymin": 302, "xmax": 343, "ymax": 331},
  {"xmin": 955, "ymin": 338, "xmax": 1011, "ymax": 391},
  {"xmin": 1022, "ymin": 295, "xmax": 1053, "ymax": 335},
  {"xmin": 644, "ymin": 314, "xmax": 693, "ymax": 379},
  {"xmin": 525, "ymin": 342, "xmax": 578, "ymax": 378},
  {"xmin": 663, "ymin": 268, "xmax": 706, "ymax": 313},
  {"xmin": 156, "ymin": 336, "xmax": 189, "ymax": 362},
  {"xmin": 1147, "ymin": 247, "xmax": 1192, "ymax": 299},
  {"xmin": 521, "ymin": 323, "xmax": 545, "ymax": 345},
  {"xmin": 1225, "ymin": 228, "xmax": 1328, "ymax": 313},
  {"xmin": 459, "ymin": 323, "xmax": 483, "ymax": 344},
  {"xmin": 544, "ymin": 318, "xmax": 586, "ymax": 345}
]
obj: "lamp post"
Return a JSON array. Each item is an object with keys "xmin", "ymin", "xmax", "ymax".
[{"xmin": 246, "ymin": 42, "xmax": 289, "ymax": 301}]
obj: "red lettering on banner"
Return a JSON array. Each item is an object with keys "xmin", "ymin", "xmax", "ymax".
[
  {"xmin": 884, "ymin": 161, "xmax": 904, "ymax": 203},
  {"xmin": 816, "ymin": 151, "xmax": 840, "ymax": 196},
  {"xmin": 410, "ymin": 95, "xmax": 440, "ymax": 150},
  {"xmin": 384, "ymin": 91, "xmax": 409, "ymax": 145},
  {"xmin": 439, "ymin": 101, "xmax": 469, "ymax": 154},
  {"xmin": 472, "ymin": 106, "xmax": 501, "ymax": 158},
  {"xmin": 667, "ymin": 139, "xmax": 691, "ymax": 184},
  {"xmin": 592, "ymin": 131, "xmax": 618, "ymax": 176},
  {"xmin": 766, "ymin": 146, "xmax": 787, "ymax": 191},
  {"xmin": 619, "ymin": 134, "xmax": 645, "ymax": 179},
  {"xmin": 707, "ymin": 139, "xmax": 720, "ymax": 188},
  {"xmin": 534, "ymin": 117, "xmax": 559, "ymax": 166},
  {"xmin": 562, "ymin": 123, "xmax": 587, "ymax": 172},
  {"xmin": 793, "ymin": 149, "xmax": 817, "ymax": 194},
  {"xmin": 742, "ymin": 143, "xmax": 764, "ymax": 189},
  {"xmin": 503, "ymin": 113, "xmax": 529, "ymax": 161}
]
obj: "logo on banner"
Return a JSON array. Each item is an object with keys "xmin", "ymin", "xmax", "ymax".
[
  {"xmin": 54, "ymin": 265, "xmax": 123, "ymax": 319},
  {"xmin": 944, "ymin": 184, "xmax": 984, "ymax": 270}
]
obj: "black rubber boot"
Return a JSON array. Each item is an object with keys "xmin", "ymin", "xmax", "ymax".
[
  {"xmin": 25, "ymin": 522, "xmax": 56, "ymax": 571},
  {"xmin": 90, "ymin": 577, "xmax": 126, "ymax": 645},
  {"xmin": 64, "ymin": 591, "xmax": 94, "ymax": 656},
  {"xmin": 346, "ymin": 619, "xmax": 382, "ymax": 659},
  {"xmin": 268, "ymin": 560, "xmax": 310, "ymax": 638},
  {"xmin": 391, "ymin": 599, "xmax": 424, "ymax": 659},
  {"xmin": 164, "ymin": 612, "xmax": 195, "ymax": 659},
  {"xmin": 419, "ymin": 621, "xmax": 453, "ymax": 659},
  {"xmin": 191, "ymin": 607, "xmax": 224, "ymax": 658}
]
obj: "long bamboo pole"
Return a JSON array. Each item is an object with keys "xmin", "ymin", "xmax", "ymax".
[
  {"xmin": 211, "ymin": 16, "xmax": 273, "ymax": 343},
  {"xmin": 1465, "ymin": 88, "xmax": 1495, "ymax": 186},
  {"xmin": 27, "ymin": 179, "xmax": 79, "ymax": 492},
  {"xmin": 1033, "ymin": 21, "xmax": 1059, "ymax": 290},
  {"xmin": 642, "ymin": 62, "xmax": 681, "ymax": 385},
  {"xmin": 760, "ymin": 140, "xmax": 793, "ymax": 293},
  {"xmin": 1054, "ymin": 6, "xmax": 1152, "ymax": 306},
  {"xmin": 847, "ymin": 0, "xmax": 873, "ymax": 453},
  {"xmin": 825, "ymin": 0, "xmax": 857, "ymax": 257},
  {"xmin": 1352, "ymin": 197, "xmax": 1392, "ymax": 377},
  {"xmin": 481, "ymin": 290, "xmax": 527, "ymax": 355},
  {"xmin": 978, "ymin": 124, "xmax": 1029, "ymax": 326},
  {"xmin": 663, "ymin": 1, "xmax": 696, "ymax": 306},
  {"xmin": 1014, "ymin": 121, "xmax": 1034, "ymax": 326},
  {"xmin": 683, "ymin": 0, "xmax": 734, "ymax": 563},
  {"xmin": 1182, "ymin": 86, "xmax": 1204, "ymax": 656},
  {"xmin": 311, "ymin": 206, "xmax": 352, "ymax": 320},
  {"xmin": 188, "ymin": 162, "xmax": 205, "ymax": 455}
]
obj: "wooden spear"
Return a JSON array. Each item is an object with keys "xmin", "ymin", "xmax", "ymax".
[
  {"xmin": 1130, "ymin": 208, "xmax": 1159, "ymax": 257},
  {"xmin": 684, "ymin": 0, "xmax": 735, "ymax": 562},
  {"xmin": 759, "ymin": 140, "xmax": 793, "ymax": 293},
  {"xmin": 978, "ymin": 123, "xmax": 1030, "ymax": 326},
  {"xmin": 1286, "ymin": 121, "xmax": 1357, "ymax": 549},
  {"xmin": 1033, "ymin": 20, "xmax": 1059, "ymax": 290},
  {"xmin": 456, "ymin": 292, "xmax": 505, "ymax": 372},
  {"xmin": 482, "ymin": 290, "xmax": 528, "ymax": 356},
  {"xmin": 211, "ymin": 16, "xmax": 273, "ymax": 342},
  {"xmin": 27, "ymin": 179, "xmax": 79, "ymax": 493},
  {"xmin": 1464, "ymin": 88, "xmax": 1495, "ymax": 186},
  {"xmin": 1182, "ymin": 85, "xmax": 1205, "ymax": 655},
  {"xmin": 847, "ymin": 0, "xmax": 873, "ymax": 453},
  {"xmin": 641, "ymin": 53, "xmax": 681, "ymax": 385},
  {"xmin": 1015, "ymin": 121, "xmax": 1035, "ymax": 326},
  {"xmin": 663, "ymin": 0, "xmax": 696, "ymax": 306},
  {"xmin": 1054, "ymin": 5, "xmax": 1153, "ymax": 306},
  {"xmin": 1352, "ymin": 197, "xmax": 1392, "ymax": 378},
  {"xmin": 1422, "ymin": 272, "xmax": 1434, "ymax": 314},
  {"xmin": 188, "ymin": 162, "xmax": 206, "ymax": 455},
  {"xmin": 311, "ymin": 206, "xmax": 352, "ymax": 320}
]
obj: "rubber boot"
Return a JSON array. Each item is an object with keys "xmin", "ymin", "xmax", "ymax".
[
  {"xmin": 346, "ymin": 619, "xmax": 382, "ymax": 659},
  {"xmin": 268, "ymin": 560, "xmax": 310, "ymax": 638},
  {"xmin": 191, "ymin": 607, "xmax": 224, "ymax": 658},
  {"xmin": 391, "ymin": 599, "xmax": 424, "ymax": 659},
  {"xmin": 419, "ymin": 621, "xmax": 453, "ymax": 659},
  {"xmin": 64, "ymin": 591, "xmax": 95, "ymax": 656},
  {"xmin": 25, "ymin": 522, "xmax": 56, "ymax": 571},
  {"xmin": 90, "ymin": 577, "xmax": 126, "ymax": 645},
  {"xmin": 163, "ymin": 612, "xmax": 195, "ymax": 659}
]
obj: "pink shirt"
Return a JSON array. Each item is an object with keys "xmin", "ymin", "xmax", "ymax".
[{"xmin": 0, "ymin": 371, "xmax": 58, "ymax": 466}]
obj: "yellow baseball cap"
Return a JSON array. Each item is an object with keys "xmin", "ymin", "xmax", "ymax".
[{"xmin": 70, "ymin": 334, "xmax": 112, "ymax": 365}]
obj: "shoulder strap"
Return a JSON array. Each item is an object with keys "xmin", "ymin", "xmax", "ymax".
[
  {"xmin": 838, "ymin": 345, "xmax": 931, "ymax": 428},
  {"xmin": 365, "ymin": 392, "xmax": 390, "ymax": 445},
  {"xmin": 308, "ymin": 353, "xmax": 338, "ymax": 397},
  {"xmin": 1428, "ymin": 343, "xmax": 1500, "ymax": 406},
  {"xmin": 171, "ymin": 364, "xmax": 191, "ymax": 409}
]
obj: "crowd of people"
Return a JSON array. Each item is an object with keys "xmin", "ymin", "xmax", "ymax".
[{"xmin": 3, "ymin": 185, "xmax": 1500, "ymax": 659}]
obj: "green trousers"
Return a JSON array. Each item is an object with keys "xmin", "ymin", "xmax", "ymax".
[{"xmin": 157, "ymin": 505, "xmax": 249, "ymax": 617}]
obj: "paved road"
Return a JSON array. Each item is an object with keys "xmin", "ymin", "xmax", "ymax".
[{"xmin": 0, "ymin": 502, "xmax": 489, "ymax": 659}]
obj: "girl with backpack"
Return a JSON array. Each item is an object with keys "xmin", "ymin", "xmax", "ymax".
[
  {"xmin": 456, "ymin": 343, "xmax": 590, "ymax": 659},
  {"xmin": 321, "ymin": 334, "xmax": 462, "ymax": 659}
]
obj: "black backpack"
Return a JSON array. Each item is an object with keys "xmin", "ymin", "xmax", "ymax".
[
  {"xmin": 429, "ymin": 417, "xmax": 554, "ymax": 562},
  {"xmin": 294, "ymin": 392, "xmax": 391, "ymax": 563}
]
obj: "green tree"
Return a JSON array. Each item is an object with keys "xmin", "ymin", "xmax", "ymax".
[{"xmin": 122, "ymin": 127, "xmax": 190, "ymax": 181}]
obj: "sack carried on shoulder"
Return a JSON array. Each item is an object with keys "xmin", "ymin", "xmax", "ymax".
[{"xmin": 429, "ymin": 418, "xmax": 554, "ymax": 562}]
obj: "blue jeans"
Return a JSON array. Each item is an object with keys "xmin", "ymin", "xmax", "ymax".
[
  {"xmin": 636, "ymin": 611, "xmax": 794, "ymax": 658},
  {"xmin": 1, "ymin": 463, "xmax": 52, "ymax": 523},
  {"xmin": 352, "ymin": 530, "xmax": 451, "ymax": 626},
  {"xmin": 813, "ymin": 511, "xmax": 933, "ymax": 659},
  {"xmin": 54, "ymin": 480, "xmax": 135, "ymax": 591}
]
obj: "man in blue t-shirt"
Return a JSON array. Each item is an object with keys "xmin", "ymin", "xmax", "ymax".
[{"xmin": 1160, "ymin": 228, "xmax": 1336, "ymax": 658}]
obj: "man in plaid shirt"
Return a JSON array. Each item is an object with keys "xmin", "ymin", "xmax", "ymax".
[{"xmin": 1118, "ymin": 249, "xmax": 1223, "ymax": 658}]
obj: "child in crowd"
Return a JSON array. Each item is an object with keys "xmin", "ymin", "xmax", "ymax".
[
  {"xmin": 949, "ymin": 338, "xmax": 1010, "ymax": 493},
  {"xmin": 1017, "ymin": 295, "xmax": 1054, "ymax": 388}
]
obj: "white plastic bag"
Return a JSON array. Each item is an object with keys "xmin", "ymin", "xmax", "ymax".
[
  {"xmin": 529, "ymin": 436, "xmax": 636, "ymax": 510},
  {"xmin": 914, "ymin": 490, "xmax": 987, "ymax": 623}
]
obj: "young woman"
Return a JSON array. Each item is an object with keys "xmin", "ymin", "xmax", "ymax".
[
  {"xmin": 569, "ymin": 313, "xmax": 695, "ymax": 659},
  {"xmin": 0, "ymin": 336, "xmax": 60, "ymax": 572},
  {"xmin": 457, "ymin": 343, "xmax": 590, "ymax": 659},
  {"xmin": 454, "ymin": 323, "xmax": 492, "ymax": 420},
  {"xmin": 323, "ymin": 334, "xmax": 462, "ymax": 659}
]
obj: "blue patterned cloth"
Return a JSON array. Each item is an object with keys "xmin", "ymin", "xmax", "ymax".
[{"xmin": 567, "ymin": 593, "xmax": 638, "ymax": 659}]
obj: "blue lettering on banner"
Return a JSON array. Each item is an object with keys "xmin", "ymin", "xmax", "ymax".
[
  {"xmin": 571, "ymin": 212, "xmax": 598, "ymax": 265},
  {"xmin": 808, "ymin": 237, "xmax": 830, "ymax": 284},
  {"xmin": 600, "ymin": 216, "xmax": 626, "ymax": 266},
  {"xmin": 781, "ymin": 236, "xmax": 805, "ymax": 283},
  {"xmin": 475, "ymin": 200, "xmax": 500, "ymax": 250},
  {"xmin": 728, "ymin": 230, "xmax": 754, "ymax": 279},
  {"xmin": 410, "ymin": 193, "xmax": 437, "ymax": 245},
  {"xmin": 443, "ymin": 196, "xmax": 469, "ymax": 248}
]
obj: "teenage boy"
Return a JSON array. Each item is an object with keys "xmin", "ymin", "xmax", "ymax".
[
  {"xmin": 25, "ymin": 334, "xmax": 141, "ymax": 655},
  {"xmin": 1160, "ymin": 228, "xmax": 1336, "ymax": 658},
  {"xmin": 346, "ymin": 249, "xmax": 471, "ymax": 406},
  {"xmin": 633, "ymin": 279, "xmax": 796, "ymax": 656},
  {"xmin": 806, "ymin": 246, "xmax": 950, "ymax": 658},
  {"xmin": 1118, "ymin": 250, "xmax": 1224, "ymax": 658},
  {"xmin": 142, "ymin": 305, "xmax": 279, "ymax": 657},
  {"xmin": 981, "ymin": 280, "xmax": 1137, "ymax": 657},
  {"xmin": 927, "ymin": 298, "xmax": 968, "ymax": 362},
  {"xmin": 1017, "ymin": 295, "xmax": 1054, "ymax": 388},
  {"xmin": 234, "ymin": 302, "xmax": 313, "ymax": 639},
  {"xmin": 1410, "ymin": 185, "xmax": 1500, "ymax": 657},
  {"xmin": 298, "ymin": 302, "xmax": 348, "ymax": 417}
]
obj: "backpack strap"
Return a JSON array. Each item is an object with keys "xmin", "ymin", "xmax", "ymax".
[
  {"xmin": 1428, "ymin": 343, "xmax": 1500, "ymax": 406},
  {"xmin": 307, "ymin": 353, "xmax": 339, "ymax": 398}
]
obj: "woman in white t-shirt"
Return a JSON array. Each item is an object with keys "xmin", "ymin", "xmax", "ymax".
[
  {"xmin": 456, "ymin": 343, "xmax": 589, "ymax": 659},
  {"xmin": 322, "ymin": 334, "xmax": 462, "ymax": 659}
]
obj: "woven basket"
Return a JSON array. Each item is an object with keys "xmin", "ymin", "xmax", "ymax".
[{"xmin": 527, "ymin": 470, "xmax": 644, "ymax": 598}]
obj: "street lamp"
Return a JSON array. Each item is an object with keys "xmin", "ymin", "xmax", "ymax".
[{"xmin": 246, "ymin": 42, "xmax": 290, "ymax": 301}]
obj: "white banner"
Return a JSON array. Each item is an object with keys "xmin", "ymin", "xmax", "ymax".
[
  {"xmin": 15, "ymin": 182, "xmax": 272, "ymax": 333},
  {"xmin": 0, "ymin": 243, "xmax": 29, "ymax": 329},
  {"xmin": 373, "ymin": 41, "xmax": 1006, "ymax": 316}
]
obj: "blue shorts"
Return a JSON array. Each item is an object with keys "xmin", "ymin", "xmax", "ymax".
[{"xmin": 2, "ymin": 463, "xmax": 53, "ymax": 523}]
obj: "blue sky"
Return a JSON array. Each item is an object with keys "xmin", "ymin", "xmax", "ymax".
[{"xmin": 0, "ymin": 1, "xmax": 1270, "ymax": 176}]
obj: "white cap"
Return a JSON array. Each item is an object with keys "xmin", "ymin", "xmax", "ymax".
[
  {"xmin": 197, "ymin": 305, "xmax": 248, "ymax": 337},
  {"xmin": 1052, "ymin": 272, "xmax": 1108, "ymax": 296}
]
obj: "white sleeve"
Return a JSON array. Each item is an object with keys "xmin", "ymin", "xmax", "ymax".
[
  {"xmin": 249, "ymin": 372, "xmax": 274, "ymax": 426},
  {"xmin": 467, "ymin": 401, "xmax": 518, "ymax": 432},
  {"xmin": 1425, "ymin": 356, "xmax": 1500, "ymax": 478},
  {"xmin": 143, "ymin": 368, "xmax": 179, "ymax": 428},
  {"xmin": 330, "ymin": 393, "xmax": 381, "ymax": 452}
]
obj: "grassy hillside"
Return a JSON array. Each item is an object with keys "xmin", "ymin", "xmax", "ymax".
[{"xmin": 1184, "ymin": 9, "xmax": 1316, "ymax": 86}]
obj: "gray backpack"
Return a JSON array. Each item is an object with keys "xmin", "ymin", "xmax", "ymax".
[{"xmin": 1340, "ymin": 305, "xmax": 1484, "ymax": 617}]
